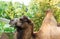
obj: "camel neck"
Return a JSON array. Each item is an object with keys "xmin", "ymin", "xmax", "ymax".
[{"xmin": 16, "ymin": 26, "xmax": 33, "ymax": 39}]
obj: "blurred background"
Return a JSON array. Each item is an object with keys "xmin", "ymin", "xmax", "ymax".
[{"xmin": 0, "ymin": 0, "xmax": 60, "ymax": 39}]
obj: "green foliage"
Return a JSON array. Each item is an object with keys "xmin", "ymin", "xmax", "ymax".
[
  {"xmin": 28, "ymin": 0, "xmax": 60, "ymax": 31},
  {"xmin": 0, "ymin": 21, "xmax": 15, "ymax": 33},
  {"xmin": 0, "ymin": 0, "xmax": 60, "ymax": 32},
  {"xmin": 0, "ymin": 0, "xmax": 60, "ymax": 39}
]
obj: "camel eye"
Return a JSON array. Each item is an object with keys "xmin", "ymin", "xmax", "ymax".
[{"xmin": 20, "ymin": 18, "xmax": 23, "ymax": 21}]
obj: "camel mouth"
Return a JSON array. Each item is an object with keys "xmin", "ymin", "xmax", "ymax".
[{"xmin": 9, "ymin": 18, "xmax": 18, "ymax": 27}]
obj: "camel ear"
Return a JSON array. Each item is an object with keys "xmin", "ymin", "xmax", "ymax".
[
  {"xmin": 23, "ymin": 16, "xmax": 32, "ymax": 23},
  {"xmin": 20, "ymin": 16, "xmax": 32, "ymax": 23},
  {"xmin": 25, "ymin": 19, "xmax": 31, "ymax": 23}
]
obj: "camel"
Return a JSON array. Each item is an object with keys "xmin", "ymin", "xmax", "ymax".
[
  {"xmin": 9, "ymin": 9, "xmax": 60, "ymax": 39},
  {"xmin": 36, "ymin": 9, "xmax": 60, "ymax": 39},
  {"xmin": 9, "ymin": 16, "xmax": 37, "ymax": 39}
]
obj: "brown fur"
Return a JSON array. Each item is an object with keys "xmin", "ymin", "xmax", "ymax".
[
  {"xmin": 9, "ymin": 16, "xmax": 37, "ymax": 39},
  {"xmin": 36, "ymin": 9, "xmax": 60, "ymax": 39}
]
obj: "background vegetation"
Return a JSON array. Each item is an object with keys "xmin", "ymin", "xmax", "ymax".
[{"xmin": 0, "ymin": 0, "xmax": 60, "ymax": 39}]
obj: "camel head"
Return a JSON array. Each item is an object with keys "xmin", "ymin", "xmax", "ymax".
[{"xmin": 9, "ymin": 16, "xmax": 33, "ymax": 29}]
